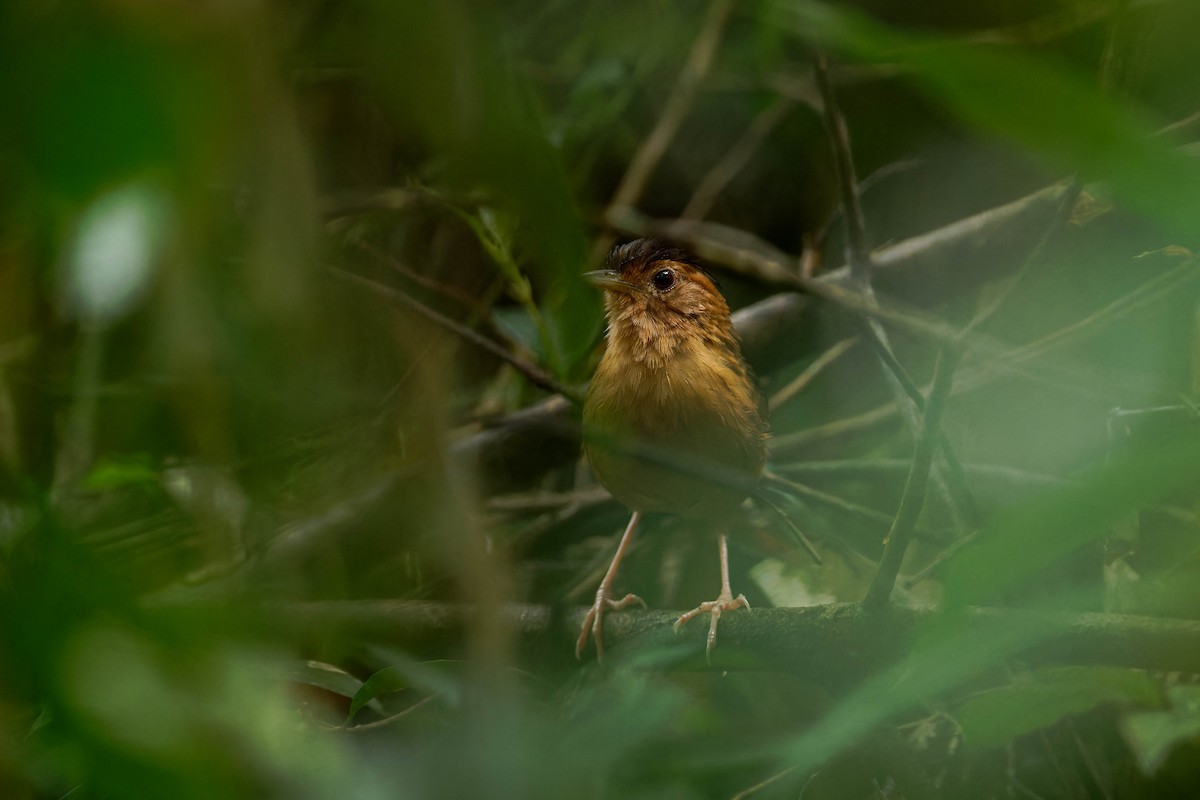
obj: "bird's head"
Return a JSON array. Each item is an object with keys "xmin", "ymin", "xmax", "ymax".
[{"xmin": 584, "ymin": 240, "xmax": 729, "ymax": 336}]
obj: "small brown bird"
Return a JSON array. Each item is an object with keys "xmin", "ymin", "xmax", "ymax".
[{"xmin": 577, "ymin": 239, "xmax": 768, "ymax": 660}]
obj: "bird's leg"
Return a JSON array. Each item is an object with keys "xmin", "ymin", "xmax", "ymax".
[
  {"xmin": 576, "ymin": 511, "xmax": 647, "ymax": 660},
  {"xmin": 673, "ymin": 532, "xmax": 750, "ymax": 659}
]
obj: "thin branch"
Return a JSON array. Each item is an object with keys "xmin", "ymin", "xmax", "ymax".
[
  {"xmin": 814, "ymin": 53, "xmax": 870, "ymax": 277},
  {"xmin": 770, "ymin": 255, "xmax": 1200, "ymax": 456},
  {"xmin": 485, "ymin": 487, "xmax": 610, "ymax": 514},
  {"xmin": 731, "ymin": 766, "xmax": 800, "ymax": 800},
  {"xmin": 901, "ymin": 528, "xmax": 982, "ymax": 589},
  {"xmin": 864, "ymin": 345, "xmax": 963, "ymax": 611},
  {"xmin": 591, "ymin": 0, "xmax": 736, "ymax": 263},
  {"xmin": 856, "ymin": 321, "xmax": 925, "ymax": 407},
  {"xmin": 961, "ymin": 181, "xmax": 1083, "ymax": 338},
  {"xmin": 608, "ymin": 0, "xmax": 734, "ymax": 210},
  {"xmin": 813, "ymin": 52, "xmax": 978, "ymax": 535},
  {"xmin": 682, "ymin": 97, "xmax": 795, "ymax": 221},
  {"xmin": 762, "ymin": 471, "xmax": 896, "ymax": 528},
  {"xmin": 321, "ymin": 187, "xmax": 420, "ymax": 220},
  {"xmin": 769, "ymin": 336, "xmax": 858, "ymax": 412},
  {"xmin": 324, "ymin": 695, "xmax": 438, "ymax": 733},
  {"xmin": 755, "ymin": 489, "xmax": 824, "ymax": 565},
  {"xmin": 328, "ymin": 266, "xmax": 581, "ymax": 402},
  {"xmin": 354, "ymin": 240, "xmax": 482, "ymax": 310}
]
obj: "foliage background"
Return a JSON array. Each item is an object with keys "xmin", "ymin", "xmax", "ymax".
[{"xmin": 2, "ymin": 0, "xmax": 1200, "ymax": 797}]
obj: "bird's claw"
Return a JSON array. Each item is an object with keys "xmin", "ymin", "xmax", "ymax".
[
  {"xmin": 575, "ymin": 589, "xmax": 646, "ymax": 660},
  {"xmin": 674, "ymin": 592, "xmax": 750, "ymax": 660}
]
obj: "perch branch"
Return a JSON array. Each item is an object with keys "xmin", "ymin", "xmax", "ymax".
[{"xmin": 270, "ymin": 599, "xmax": 1200, "ymax": 678}]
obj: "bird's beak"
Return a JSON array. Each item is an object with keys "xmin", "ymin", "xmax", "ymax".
[{"xmin": 584, "ymin": 270, "xmax": 641, "ymax": 295}]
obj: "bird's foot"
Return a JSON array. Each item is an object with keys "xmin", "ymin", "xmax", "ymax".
[
  {"xmin": 673, "ymin": 591, "xmax": 750, "ymax": 660},
  {"xmin": 575, "ymin": 588, "xmax": 646, "ymax": 660}
]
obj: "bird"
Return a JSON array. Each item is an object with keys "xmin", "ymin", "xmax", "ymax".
[{"xmin": 576, "ymin": 238, "xmax": 769, "ymax": 660}]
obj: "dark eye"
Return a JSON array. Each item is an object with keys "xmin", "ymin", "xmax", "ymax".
[{"xmin": 651, "ymin": 269, "xmax": 675, "ymax": 291}]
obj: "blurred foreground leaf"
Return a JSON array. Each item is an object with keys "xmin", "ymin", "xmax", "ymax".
[
  {"xmin": 1123, "ymin": 685, "xmax": 1200, "ymax": 774},
  {"xmin": 954, "ymin": 666, "xmax": 1160, "ymax": 752},
  {"xmin": 942, "ymin": 439, "xmax": 1200, "ymax": 607},
  {"xmin": 776, "ymin": 1, "xmax": 1200, "ymax": 241}
]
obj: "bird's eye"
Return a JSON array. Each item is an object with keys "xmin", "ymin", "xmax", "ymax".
[{"xmin": 651, "ymin": 269, "xmax": 675, "ymax": 291}]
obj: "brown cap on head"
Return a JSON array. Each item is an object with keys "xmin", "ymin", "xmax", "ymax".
[{"xmin": 607, "ymin": 239, "xmax": 719, "ymax": 287}]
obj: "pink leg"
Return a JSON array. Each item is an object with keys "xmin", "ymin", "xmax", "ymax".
[
  {"xmin": 673, "ymin": 533, "xmax": 749, "ymax": 658},
  {"xmin": 576, "ymin": 511, "xmax": 647, "ymax": 660}
]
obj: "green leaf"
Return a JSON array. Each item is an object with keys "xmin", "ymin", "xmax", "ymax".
[
  {"xmin": 274, "ymin": 660, "xmax": 379, "ymax": 713},
  {"xmin": 452, "ymin": 203, "xmax": 564, "ymax": 376},
  {"xmin": 1123, "ymin": 685, "xmax": 1200, "ymax": 774},
  {"xmin": 346, "ymin": 656, "xmax": 466, "ymax": 724},
  {"xmin": 346, "ymin": 666, "xmax": 408, "ymax": 723},
  {"xmin": 955, "ymin": 667, "xmax": 1161, "ymax": 752},
  {"xmin": 82, "ymin": 454, "xmax": 159, "ymax": 491},
  {"xmin": 773, "ymin": 1, "xmax": 1200, "ymax": 241},
  {"xmin": 941, "ymin": 439, "xmax": 1200, "ymax": 607}
]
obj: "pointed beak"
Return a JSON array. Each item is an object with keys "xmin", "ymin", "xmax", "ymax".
[{"xmin": 584, "ymin": 269, "xmax": 641, "ymax": 295}]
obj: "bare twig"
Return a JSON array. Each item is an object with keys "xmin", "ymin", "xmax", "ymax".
[
  {"xmin": 354, "ymin": 240, "xmax": 482, "ymax": 310},
  {"xmin": 755, "ymin": 489, "xmax": 824, "ymax": 565},
  {"xmin": 962, "ymin": 180, "xmax": 1083, "ymax": 338},
  {"xmin": 763, "ymin": 471, "xmax": 896, "ymax": 528},
  {"xmin": 864, "ymin": 345, "xmax": 963, "ymax": 610},
  {"xmin": 731, "ymin": 766, "xmax": 800, "ymax": 800},
  {"xmin": 321, "ymin": 187, "xmax": 420, "ymax": 220},
  {"xmin": 608, "ymin": 0, "xmax": 734, "ymax": 210},
  {"xmin": 814, "ymin": 53, "xmax": 870, "ymax": 277},
  {"xmin": 902, "ymin": 529, "xmax": 982, "ymax": 589},
  {"xmin": 769, "ymin": 337, "xmax": 858, "ymax": 412},
  {"xmin": 327, "ymin": 695, "xmax": 438, "ymax": 733},
  {"xmin": 486, "ymin": 487, "xmax": 610, "ymax": 514},
  {"xmin": 328, "ymin": 266, "xmax": 581, "ymax": 402},
  {"xmin": 813, "ymin": 52, "xmax": 979, "ymax": 537},
  {"xmin": 682, "ymin": 97, "xmax": 795, "ymax": 221},
  {"xmin": 592, "ymin": 0, "xmax": 736, "ymax": 263},
  {"xmin": 770, "ymin": 255, "xmax": 1200, "ymax": 456}
]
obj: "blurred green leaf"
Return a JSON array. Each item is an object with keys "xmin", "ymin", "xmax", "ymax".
[
  {"xmin": 941, "ymin": 440, "xmax": 1200, "ymax": 607},
  {"xmin": 955, "ymin": 666, "xmax": 1160, "ymax": 752},
  {"xmin": 62, "ymin": 623, "xmax": 198, "ymax": 756},
  {"xmin": 358, "ymin": 649, "xmax": 467, "ymax": 708},
  {"xmin": 0, "ymin": 5, "xmax": 234, "ymax": 199},
  {"xmin": 452, "ymin": 204, "xmax": 564, "ymax": 374},
  {"xmin": 344, "ymin": 659, "xmax": 466, "ymax": 724},
  {"xmin": 82, "ymin": 455, "xmax": 159, "ymax": 491},
  {"xmin": 1123, "ymin": 685, "xmax": 1200, "ymax": 774},
  {"xmin": 346, "ymin": 666, "xmax": 407, "ymax": 723},
  {"xmin": 275, "ymin": 660, "xmax": 372, "ymax": 709},
  {"xmin": 775, "ymin": 1, "xmax": 1200, "ymax": 241}
]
